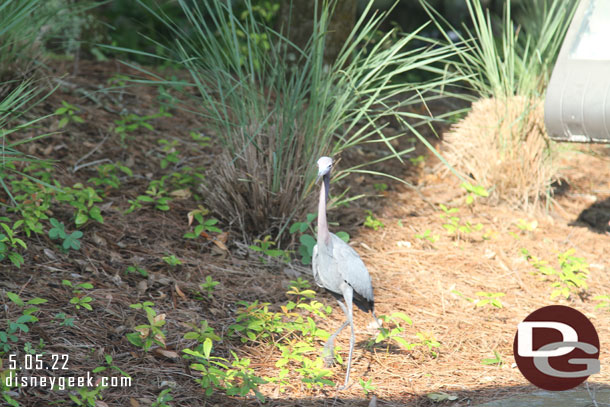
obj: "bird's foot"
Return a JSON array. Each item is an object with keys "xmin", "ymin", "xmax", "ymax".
[
  {"xmin": 336, "ymin": 381, "xmax": 352, "ymax": 391},
  {"xmin": 321, "ymin": 345, "xmax": 335, "ymax": 367}
]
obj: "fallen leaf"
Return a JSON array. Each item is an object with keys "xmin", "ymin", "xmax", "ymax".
[
  {"xmin": 170, "ymin": 189, "xmax": 191, "ymax": 199},
  {"xmin": 216, "ymin": 231, "xmax": 228, "ymax": 244},
  {"xmin": 153, "ymin": 348, "xmax": 180, "ymax": 359},
  {"xmin": 427, "ymin": 392, "xmax": 458, "ymax": 402},
  {"xmin": 92, "ymin": 232, "xmax": 107, "ymax": 247},
  {"xmin": 136, "ymin": 280, "xmax": 148, "ymax": 295},
  {"xmin": 213, "ymin": 238, "xmax": 228, "ymax": 251},
  {"xmin": 129, "ymin": 398, "xmax": 140, "ymax": 407},
  {"xmin": 174, "ymin": 284, "xmax": 186, "ymax": 299}
]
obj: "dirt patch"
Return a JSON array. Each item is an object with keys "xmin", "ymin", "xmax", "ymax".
[{"xmin": 1, "ymin": 60, "xmax": 609, "ymax": 406}]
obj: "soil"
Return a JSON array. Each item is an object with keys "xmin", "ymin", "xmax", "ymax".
[{"xmin": 1, "ymin": 60, "xmax": 609, "ymax": 407}]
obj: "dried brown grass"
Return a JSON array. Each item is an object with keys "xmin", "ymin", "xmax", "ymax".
[
  {"xmin": 442, "ymin": 96, "xmax": 556, "ymax": 211},
  {"xmin": 202, "ymin": 123, "xmax": 315, "ymax": 240}
]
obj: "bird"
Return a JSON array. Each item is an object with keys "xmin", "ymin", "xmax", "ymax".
[{"xmin": 312, "ymin": 156, "xmax": 378, "ymax": 389}]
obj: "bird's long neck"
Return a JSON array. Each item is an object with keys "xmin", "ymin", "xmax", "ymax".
[{"xmin": 317, "ymin": 174, "xmax": 331, "ymax": 246}]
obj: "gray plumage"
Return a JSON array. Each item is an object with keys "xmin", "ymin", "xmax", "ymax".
[
  {"xmin": 312, "ymin": 156, "xmax": 377, "ymax": 390},
  {"xmin": 312, "ymin": 234, "xmax": 374, "ymax": 312}
]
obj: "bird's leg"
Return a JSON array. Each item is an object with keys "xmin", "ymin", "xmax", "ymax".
[
  {"xmin": 338, "ymin": 284, "xmax": 355, "ymax": 390},
  {"xmin": 371, "ymin": 310, "xmax": 382, "ymax": 329},
  {"xmin": 322, "ymin": 318, "xmax": 348, "ymax": 367}
]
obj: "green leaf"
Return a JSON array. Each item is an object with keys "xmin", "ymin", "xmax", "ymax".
[
  {"xmin": 6, "ymin": 292, "xmax": 23, "ymax": 306},
  {"xmin": 16, "ymin": 314, "xmax": 34, "ymax": 324},
  {"xmin": 336, "ymin": 231, "xmax": 350, "ymax": 243},
  {"xmin": 392, "ymin": 336, "xmax": 411, "ymax": 348},
  {"xmin": 75, "ymin": 213, "xmax": 89, "ymax": 226},
  {"xmin": 89, "ymin": 206, "xmax": 103, "ymax": 223},
  {"xmin": 58, "ymin": 117, "xmax": 69, "ymax": 128},
  {"xmin": 392, "ymin": 312, "xmax": 413, "ymax": 325},
  {"xmin": 203, "ymin": 337, "xmax": 213, "ymax": 359}
]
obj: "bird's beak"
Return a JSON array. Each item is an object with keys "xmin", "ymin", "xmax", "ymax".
[{"xmin": 316, "ymin": 172, "xmax": 322, "ymax": 183}]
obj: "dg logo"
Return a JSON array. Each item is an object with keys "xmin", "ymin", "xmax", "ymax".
[{"xmin": 513, "ymin": 305, "xmax": 600, "ymax": 391}]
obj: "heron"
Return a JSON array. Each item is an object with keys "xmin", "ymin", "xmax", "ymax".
[{"xmin": 312, "ymin": 156, "xmax": 378, "ymax": 389}]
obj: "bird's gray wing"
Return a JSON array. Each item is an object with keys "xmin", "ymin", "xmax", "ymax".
[
  {"xmin": 331, "ymin": 234, "xmax": 374, "ymax": 304},
  {"xmin": 311, "ymin": 244, "xmax": 323, "ymax": 288}
]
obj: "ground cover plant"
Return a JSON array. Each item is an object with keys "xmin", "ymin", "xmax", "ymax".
[{"xmin": 0, "ymin": 1, "xmax": 609, "ymax": 406}]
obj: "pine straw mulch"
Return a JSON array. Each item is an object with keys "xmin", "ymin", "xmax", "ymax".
[{"xmin": 1, "ymin": 59, "xmax": 610, "ymax": 407}]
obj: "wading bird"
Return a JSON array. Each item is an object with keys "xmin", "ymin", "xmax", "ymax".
[{"xmin": 312, "ymin": 156, "xmax": 378, "ymax": 389}]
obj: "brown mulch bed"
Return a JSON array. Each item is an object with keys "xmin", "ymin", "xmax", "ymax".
[{"xmin": 1, "ymin": 59, "xmax": 609, "ymax": 406}]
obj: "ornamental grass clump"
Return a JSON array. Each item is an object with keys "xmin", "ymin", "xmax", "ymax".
[
  {"xmin": 443, "ymin": 96, "xmax": 555, "ymax": 210},
  {"xmin": 122, "ymin": 0, "xmax": 460, "ymax": 242},
  {"xmin": 424, "ymin": 0, "xmax": 576, "ymax": 210}
]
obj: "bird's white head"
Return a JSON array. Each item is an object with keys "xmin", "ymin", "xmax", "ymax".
[{"xmin": 316, "ymin": 156, "xmax": 333, "ymax": 181}]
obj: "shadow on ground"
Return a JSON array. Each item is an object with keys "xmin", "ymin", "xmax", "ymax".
[{"xmin": 572, "ymin": 197, "xmax": 610, "ymax": 234}]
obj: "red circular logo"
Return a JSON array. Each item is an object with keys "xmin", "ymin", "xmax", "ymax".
[{"xmin": 513, "ymin": 305, "xmax": 600, "ymax": 391}]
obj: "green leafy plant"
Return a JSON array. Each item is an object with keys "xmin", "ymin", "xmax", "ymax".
[
  {"xmin": 162, "ymin": 254, "xmax": 182, "ymax": 266},
  {"xmin": 461, "ymin": 182, "xmax": 489, "ymax": 205},
  {"xmin": 481, "ymin": 350, "xmax": 504, "ymax": 366},
  {"xmin": 474, "ymin": 292, "xmax": 505, "ymax": 308},
  {"xmin": 415, "ymin": 332, "xmax": 441, "ymax": 358},
  {"xmin": 182, "ymin": 319, "xmax": 265, "ymax": 401},
  {"xmin": 54, "ymin": 312, "xmax": 75, "ymax": 328},
  {"xmin": 0, "ymin": 292, "xmax": 46, "ymax": 355},
  {"xmin": 126, "ymin": 265, "xmax": 148, "ymax": 277},
  {"xmin": 516, "ymin": 218, "xmax": 538, "ymax": 232},
  {"xmin": 48, "ymin": 218, "xmax": 83, "ymax": 251},
  {"xmin": 158, "ymin": 138, "xmax": 180, "ymax": 169},
  {"xmin": 184, "ymin": 207, "xmax": 221, "ymax": 239},
  {"xmin": 409, "ymin": 155, "xmax": 426, "ymax": 165},
  {"xmin": 594, "ymin": 295, "xmax": 610, "ymax": 310},
  {"xmin": 183, "ymin": 320, "xmax": 221, "ymax": 344},
  {"xmin": 190, "ymin": 131, "xmax": 211, "ymax": 148},
  {"xmin": 183, "ymin": 346, "xmax": 266, "ymax": 401},
  {"xmin": 360, "ymin": 378, "xmax": 376, "ymax": 395},
  {"xmin": 1, "ymin": 368, "xmax": 18, "ymax": 407},
  {"xmin": 522, "ymin": 248, "xmax": 589, "ymax": 299},
  {"xmin": 62, "ymin": 280, "xmax": 94, "ymax": 311},
  {"xmin": 127, "ymin": 301, "xmax": 166, "ymax": 351},
  {"xmin": 199, "ymin": 276, "xmax": 220, "ymax": 299},
  {"xmin": 55, "ymin": 183, "xmax": 104, "ymax": 226},
  {"xmin": 55, "ymin": 100, "xmax": 84, "ymax": 128},
  {"xmin": 373, "ymin": 183, "xmax": 388, "ymax": 193},
  {"xmin": 228, "ymin": 279, "xmax": 333, "ymax": 390},
  {"xmin": 289, "ymin": 213, "xmax": 317, "ymax": 265},
  {"xmin": 438, "ymin": 204, "xmax": 483, "ymax": 239},
  {"xmin": 249, "ymin": 235, "xmax": 289, "ymax": 264},
  {"xmin": 415, "ymin": 229, "xmax": 439, "ymax": 244},
  {"xmin": 23, "ymin": 338, "xmax": 44, "ymax": 355},
  {"xmin": 371, "ymin": 312, "xmax": 415, "ymax": 351},
  {"xmin": 364, "ymin": 210, "xmax": 384, "ymax": 231},
  {"xmin": 92, "ymin": 354, "xmax": 130, "ymax": 378},
  {"xmin": 125, "ymin": 178, "xmax": 171, "ymax": 213},
  {"xmin": 114, "ymin": 109, "xmax": 171, "ymax": 144},
  {"xmin": 88, "ymin": 162, "xmax": 133, "ymax": 191},
  {"xmin": 0, "ymin": 218, "xmax": 27, "ymax": 267},
  {"xmin": 69, "ymin": 385, "xmax": 105, "ymax": 407},
  {"xmin": 152, "ymin": 388, "xmax": 174, "ymax": 407}
]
